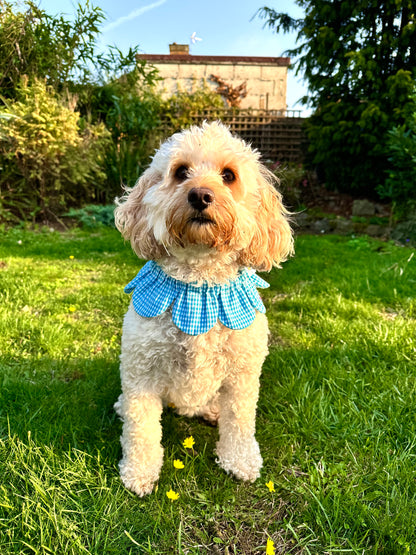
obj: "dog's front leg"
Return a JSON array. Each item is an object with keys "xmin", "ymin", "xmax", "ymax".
[
  {"xmin": 115, "ymin": 392, "xmax": 164, "ymax": 496},
  {"xmin": 215, "ymin": 373, "xmax": 263, "ymax": 482}
]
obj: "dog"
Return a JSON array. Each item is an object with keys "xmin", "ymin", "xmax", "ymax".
[{"xmin": 114, "ymin": 121, "xmax": 293, "ymax": 496}]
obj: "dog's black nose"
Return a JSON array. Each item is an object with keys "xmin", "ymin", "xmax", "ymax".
[{"xmin": 188, "ymin": 187, "xmax": 215, "ymax": 212}]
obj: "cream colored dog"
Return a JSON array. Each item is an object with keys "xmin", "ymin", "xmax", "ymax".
[{"xmin": 114, "ymin": 121, "xmax": 293, "ymax": 496}]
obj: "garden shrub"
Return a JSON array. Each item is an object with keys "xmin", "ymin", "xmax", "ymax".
[
  {"xmin": 65, "ymin": 205, "xmax": 115, "ymax": 228},
  {"xmin": 81, "ymin": 82, "xmax": 225, "ymax": 193},
  {"xmin": 305, "ymin": 70, "xmax": 414, "ymax": 198},
  {"xmin": 377, "ymin": 95, "xmax": 416, "ymax": 218},
  {"xmin": 87, "ymin": 83, "xmax": 162, "ymax": 191},
  {"xmin": 0, "ymin": 78, "xmax": 110, "ymax": 222},
  {"xmin": 268, "ymin": 161, "xmax": 313, "ymax": 209},
  {"xmin": 258, "ymin": 3, "xmax": 416, "ymax": 199},
  {"xmin": 0, "ymin": 0, "xmax": 106, "ymax": 97},
  {"xmin": 159, "ymin": 84, "xmax": 224, "ymax": 131},
  {"xmin": 0, "ymin": 0, "xmax": 160, "ymax": 219}
]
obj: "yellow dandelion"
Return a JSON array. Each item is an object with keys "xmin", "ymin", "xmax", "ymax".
[
  {"xmin": 69, "ymin": 305, "xmax": 76, "ymax": 312},
  {"xmin": 183, "ymin": 436, "xmax": 195, "ymax": 449},
  {"xmin": 166, "ymin": 488, "xmax": 179, "ymax": 501},
  {"xmin": 173, "ymin": 459, "xmax": 184, "ymax": 469},
  {"xmin": 266, "ymin": 538, "xmax": 275, "ymax": 555},
  {"xmin": 266, "ymin": 480, "xmax": 275, "ymax": 492},
  {"xmin": 167, "ymin": 402, "xmax": 176, "ymax": 409},
  {"xmin": 69, "ymin": 255, "xmax": 74, "ymax": 259}
]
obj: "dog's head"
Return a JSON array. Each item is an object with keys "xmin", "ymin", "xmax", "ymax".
[{"xmin": 115, "ymin": 121, "xmax": 293, "ymax": 271}]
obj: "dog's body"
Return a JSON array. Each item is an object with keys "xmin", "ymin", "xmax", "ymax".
[{"xmin": 114, "ymin": 122, "xmax": 293, "ymax": 496}]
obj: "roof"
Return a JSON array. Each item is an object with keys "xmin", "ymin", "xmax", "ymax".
[{"xmin": 137, "ymin": 54, "xmax": 290, "ymax": 66}]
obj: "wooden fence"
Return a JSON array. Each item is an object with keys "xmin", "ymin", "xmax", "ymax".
[{"xmin": 161, "ymin": 109, "xmax": 307, "ymax": 163}]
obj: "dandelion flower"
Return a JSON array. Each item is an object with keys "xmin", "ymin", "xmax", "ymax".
[
  {"xmin": 266, "ymin": 538, "xmax": 275, "ymax": 555},
  {"xmin": 166, "ymin": 488, "xmax": 179, "ymax": 501},
  {"xmin": 266, "ymin": 480, "xmax": 275, "ymax": 492},
  {"xmin": 173, "ymin": 459, "xmax": 184, "ymax": 469},
  {"xmin": 69, "ymin": 305, "xmax": 76, "ymax": 312},
  {"xmin": 69, "ymin": 255, "xmax": 74, "ymax": 259},
  {"xmin": 183, "ymin": 436, "xmax": 195, "ymax": 449}
]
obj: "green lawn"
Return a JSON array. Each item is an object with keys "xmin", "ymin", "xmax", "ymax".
[{"xmin": 0, "ymin": 227, "xmax": 415, "ymax": 554}]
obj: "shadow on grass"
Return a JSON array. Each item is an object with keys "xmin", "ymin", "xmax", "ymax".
[
  {"xmin": 0, "ymin": 355, "xmax": 122, "ymax": 460},
  {"xmin": 0, "ymin": 353, "xmax": 221, "ymax": 468}
]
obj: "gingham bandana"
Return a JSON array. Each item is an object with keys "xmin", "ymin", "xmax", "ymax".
[{"xmin": 125, "ymin": 260, "xmax": 269, "ymax": 336}]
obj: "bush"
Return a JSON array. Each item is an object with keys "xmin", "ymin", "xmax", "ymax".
[
  {"xmin": 305, "ymin": 71, "xmax": 415, "ymax": 198},
  {"xmin": 160, "ymin": 84, "xmax": 224, "ymax": 131},
  {"xmin": 0, "ymin": 0, "xmax": 106, "ymax": 96},
  {"xmin": 377, "ymin": 95, "xmax": 416, "ymax": 217},
  {"xmin": 0, "ymin": 0, "xmax": 160, "ymax": 217},
  {"xmin": 88, "ymin": 84, "xmax": 162, "ymax": 190},
  {"xmin": 82, "ymin": 83, "xmax": 225, "ymax": 192},
  {"xmin": 258, "ymin": 4, "xmax": 416, "ymax": 199},
  {"xmin": 0, "ymin": 79, "xmax": 110, "ymax": 222},
  {"xmin": 65, "ymin": 205, "xmax": 115, "ymax": 228},
  {"xmin": 268, "ymin": 161, "xmax": 313, "ymax": 209}
]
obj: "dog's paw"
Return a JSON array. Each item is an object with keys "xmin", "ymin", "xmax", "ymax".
[
  {"xmin": 215, "ymin": 437, "xmax": 263, "ymax": 482},
  {"xmin": 119, "ymin": 457, "xmax": 161, "ymax": 497},
  {"xmin": 120, "ymin": 473, "xmax": 157, "ymax": 497}
]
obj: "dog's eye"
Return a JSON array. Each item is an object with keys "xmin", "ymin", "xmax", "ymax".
[
  {"xmin": 174, "ymin": 165, "xmax": 189, "ymax": 181},
  {"xmin": 222, "ymin": 168, "xmax": 236, "ymax": 184}
]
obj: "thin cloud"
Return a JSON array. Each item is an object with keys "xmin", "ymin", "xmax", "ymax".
[{"xmin": 102, "ymin": 0, "xmax": 168, "ymax": 33}]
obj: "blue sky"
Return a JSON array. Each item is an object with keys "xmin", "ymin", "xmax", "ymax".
[{"xmin": 37, "ymin": 0, "xmax": 309, "ymax": 113}]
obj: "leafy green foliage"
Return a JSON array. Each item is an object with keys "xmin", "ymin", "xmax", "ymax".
[
  {"xmin": 258, "ymin": 1, "xmax": 416, "ymax": 197},
  {"xmin": 0, "ymin": 0, "xmax": 105, "ymax": 95},
  {"xmin": 160, "ymin": 84, "xmax": 224, "ymax": 131},
  {"xmin": 0, "ymin": 0, "xmax": 156, "ymax": 96},
  {"xmin": 65, "ymin": 205, "xmax": 116, "ymax": 228},
  {"xmin": 0, "ymin": 79, "xmax": 110, "ymax": 221},
  {"xmin": 267, "ymin": 161, "xmax": 312, "ymax": 209},
  {"xmin": 81, "ymin": 83, "xmax": 224, "ymax": 190},
  {"xmin": 85, "ymin": 85, "xmax": 162, "ymax": 189},
  {"xmin": 377, "ymin": 95, "xmax": 416, "ymax": 215},
  {"xmin": 0, "ymin": 0, "xmax": 162, "ymax": 220}
]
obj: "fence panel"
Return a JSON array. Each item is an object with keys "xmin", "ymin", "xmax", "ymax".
[{"xmin": 161, "ymin": 109, "xmax": 306, "ymax": 163}]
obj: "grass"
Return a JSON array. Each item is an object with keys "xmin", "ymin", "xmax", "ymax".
[{"xmin": 0, "ymin": 227, "xmax": 415, "ymax": 554}]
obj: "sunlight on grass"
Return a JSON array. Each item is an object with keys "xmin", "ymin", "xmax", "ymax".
[{"xmin": 0, "ymin": 228, "xmax": 415, "ymax": 553}]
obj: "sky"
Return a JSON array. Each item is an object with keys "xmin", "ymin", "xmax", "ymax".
[{"xmin": 36, "ymin": 0, "xmax": 310, "ymax": 113}]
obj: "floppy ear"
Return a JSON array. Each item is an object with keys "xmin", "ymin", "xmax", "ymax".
[
  {"xmin": 239, "ymin": 168, "xmax": 294, "ymax": 272},
  {"xmin": 114, "ymin": 168, "xmax": 165, "ymax": 260}
]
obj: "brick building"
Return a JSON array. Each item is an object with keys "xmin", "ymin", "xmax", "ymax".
[{"xmin": 137, "ymin": 44, "xmax": 290, "ymax": 112}]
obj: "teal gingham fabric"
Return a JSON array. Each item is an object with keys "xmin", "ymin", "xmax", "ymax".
[{"xmin": 124, "ymin": 260, "xmax": 269, "ymax": 336}]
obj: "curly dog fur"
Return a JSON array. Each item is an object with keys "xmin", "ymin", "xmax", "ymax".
[{"xmin": 114, "ymin": 121, "xmax": 293, "ymax": 496}]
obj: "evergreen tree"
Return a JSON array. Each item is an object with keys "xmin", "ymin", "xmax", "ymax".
[{"xmin": 258, "ymin": 1, "xmax": 416, "ymax": 196}]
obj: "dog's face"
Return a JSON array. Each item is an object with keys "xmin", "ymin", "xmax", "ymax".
[{"xmin": 115, "ymin": 122, "xmax": 293, "ymax": 271}]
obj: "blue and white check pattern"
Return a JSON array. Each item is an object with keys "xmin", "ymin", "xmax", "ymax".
[{"xmin": 124, "ymin": 260, "xmax": 269, "ymax": 336}]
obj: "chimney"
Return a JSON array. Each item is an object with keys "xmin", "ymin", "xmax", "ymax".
[{"xmin": 169, "ymin": 43, "xmax": 189, "ymax": 55}]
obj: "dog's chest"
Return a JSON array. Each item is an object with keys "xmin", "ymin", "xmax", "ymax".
[
  {"xmin": 159, "ymin": 312, "xmax": 233, "ymax": 396},
  {"xmin": 123, "ymin": 307, "xmax": 235, "ymax": 399}
]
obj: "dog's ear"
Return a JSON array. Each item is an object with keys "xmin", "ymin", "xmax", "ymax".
[
  {"xmin": 240, "ymin": 168, "xmax": 294, "ymax": 272},
  {"xmin": 115, "ymin": 168, "xmax": 165, "ymax": 260}
]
